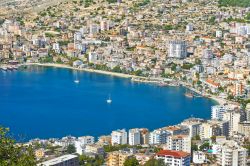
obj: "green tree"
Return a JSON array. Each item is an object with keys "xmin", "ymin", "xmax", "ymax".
[
  {"xmin": 124, "ymin": 157, "xmax": 139, "ymax": 166},
  {"xmin": 218, "ymin": 0, "xmax": 250, "ymax": 7},
  {"xmin": 0, "ymin": 127, "xmax": 36, "ymax": 166},
  {"xmin": 112, "ymin": 65, "xmax": 122, "ymax": 73},
  {"xmin": 79, "ymin": 155, "xmax": 104, "ymax": 166},
  {"xmin": 66, "ymin": 144, "xmax": 76, "ymax": 154},
  {"xmin": 144, "ymin": 158, "xmax": 165, "ymax": 166},
  {"xmin": 199, "ymin": 142, "xmax": 210, "ymax": 151}
]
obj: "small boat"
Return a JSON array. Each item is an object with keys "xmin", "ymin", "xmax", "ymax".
[
  {"xmin": 74, "ymin": 71, "xmax": 80, "ymax": 84},
  {"xmin": 159, "ymin": 82, "xmax": 168, "ymax": 87},
  {"xmin": 7, "ymin": 66, "xmax": 14, "ymax": 70},
  {"xmin": 107, "ymin": 95, "xmax": 112, "ymax": 104},
  {"xmin": 185, "ymin": 90, "xmax": 194, "ymax": 98},
  {"xmin": 74, "ymin": 80, "xmax": 80, "ymax": 84},
  {"xmin": 1, "ymin": 67, "xmax": 7, "ymax": 71}
]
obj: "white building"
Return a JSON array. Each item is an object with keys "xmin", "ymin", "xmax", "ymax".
[
  {"xmin": 149, "ymin": 129, "xmax": 170, "ymax": 145},
  {"xmin": 181, "ymin": 118, "xmax": 202, "ymax": 138},
  {"xmin": 75, "ymin": 136, "xmax": 94, "ymax": 155},
  {"xmin": 100, "ymin": 20, "xmax": 110, "ymax": 31},
  {"xmin": 203, "ymin": 49, "xmax": 213, "ymax": 59},
  {"xmin": 212, "ymin": 140, "xmax": 247, "ymax": 166},
  {"xmin": 222, "ymin": 111, "xmax": 241, "ymax": 136},
  {"xmin": 245, "ymin": 103, "xmax": 250, "ymax": 121},
  {"xmin": 111, "ymin": 129, "xmax": 127, "ymax": 145},
  {"xmin": 199, "ymin": 121, "xmax": 221, "ymax": 139},
  {"xmin": 216, "ymin": 30, "xmax": 223, "ymax": 38},
  {"xmin": 186, "ymin": 24, "xmax": 193, "ymax": 32},
  {"xmin": 88, "ymin": 52, "xmax": 98, "ymax": 64},
  {"xmin": 37, "ymin": 154, "xmax": 79, "ymax": 166},
  {"xmin": 192, "ymin": 151, "xmax": 207, "ymax": 164},
  {"xmin": 168, "ymin": 40, "xmax": 187, "ymax": 59},
  {"xmin": 74, "ymin": 32, "xmax": 82, "ymax": 42},
  {"xmin": 52, "ymin": 43, "xmax": 60, "ymax": 53},
  {"xmin": 84, "ymin": 144, "xmax": 104, "ymax": 155},
  {"xmin": 156, "ymin": 150, "xmax": 191, "ymax": 166},
  {"xmin": 211, "ymin": 105, "xmax": 227, "ymax": 120},
  {"xmin": 164, "ymin": 135, "xmax": 191, "ymax": 153},
  {"xmin": 89, "ymin": 24, "xmax": 99, "ymax": 35},
  {"xmin": 128, "ymin": 128, "xmax": 141, "ymax": 146}
]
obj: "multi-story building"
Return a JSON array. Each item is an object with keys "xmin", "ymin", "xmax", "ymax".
[
  {"xmin": 223, "ymin": 111, "xmax": 241, "ymax": 136},
  {"xmin": 199, "ymin": 121, "xmax": 221, "ymax": 139},
  {"xmin": 139, "ymin": 128, "xmax": 149, "ymax": 145},
  {"xmin": 192, "ymin": 151, "xmax": 207, "ymax": 164},
  {"xmin": 128, "ymin": 128, "xmax": 141, "ymax": 145},
  {"xmin": 107, "ymin": 151, "xmax": 132, "ymax": 166},
  {"xmin": 164, "ymin": 135, "xmax": 191, "ymax": 153},
  {"xmin": 37, "ymin": 154, "xmax": 79, "ymax": 166},
  {"xmin": 89, "ymin": 24, "xmax": 99, "ymax": 35},
  {"xmin": 181, "ymin": 118, "xmax": 203, "ymax": 138},
  {"xmin": 168, "ymin": 40, "xmax": 187, "ymax": 59},
  {"xmin": 233, "ymin": 82, "xmax": 244, "ymax": 97},
  {"xmin": 211, "ymin": 105, "xmax": 227, "ymax": 120},
  {"xmin": 149, "ymin": 129, "xmax": 170, "ymax": 145},
  {"xmin": 246, "ymin": 103, "xmax": 250, "ymax": 121},
  {"xmin": 213, "ymin": 140, "xmax": 248, "ymax": 166},
  {"xmin": 111, "ymin": 129, "xmax": 127, "ymax": 145},
  {"xmin": 84, "ymin": 144, "xmax": 104, "ymax": 155},
  {"xmin": 75, "ymin": 136, "xmax": 95, "ymax": 155},
  {"xmin": 238, "ymin": 121, "xmax": 250, "ymax": 138},
  {"xmin": 156, "ymin": 150, "xmax": 191, "ymax": 166}
]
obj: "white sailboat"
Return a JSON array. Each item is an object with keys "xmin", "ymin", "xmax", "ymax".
[
  {"xmin": 74, "ymin": 80, "xmax": 80, "ymax": 84},
  {"xmin": 106, "ymin": 95, "xmax": 112, "ymax": 104},
  {"xmin": 74, "ymin": 71, "xmax": 80, "ymax": 84}
]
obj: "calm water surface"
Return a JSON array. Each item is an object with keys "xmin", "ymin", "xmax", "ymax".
[{"xmin": 0, "ymin": 66, "xmax": 216, "ymax": 141}]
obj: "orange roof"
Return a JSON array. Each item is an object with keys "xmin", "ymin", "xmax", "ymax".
[
  {"xmin": 206, "ymin": 79, "xmax": 219, "ymax": 87},
  {"xmin": 165, "ymin": 126, "xmax": 180, "ymax": 131},
  {"xmin": 157, "ymin": 150, "xmax": 190, "ymax": 158}
]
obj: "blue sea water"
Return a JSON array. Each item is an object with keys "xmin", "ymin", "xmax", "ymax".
[{"xmin": 0, "ymin": 66, "xmax": 216, "ymax": 141}]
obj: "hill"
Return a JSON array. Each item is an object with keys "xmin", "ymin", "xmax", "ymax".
[{"xmin": 219, "ymin": 0, "xmax": 250, "ymax": 7}]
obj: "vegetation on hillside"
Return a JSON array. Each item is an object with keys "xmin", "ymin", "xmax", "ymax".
[
  {"xmin": 0, "ymin": 127, "xmax": 36, "ymax": 166},
  {"xmin": 218, "ymin": 0, "xmax": 250, "ymax": 7}
]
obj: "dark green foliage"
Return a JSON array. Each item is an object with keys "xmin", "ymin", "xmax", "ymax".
[
  {"xmin": 79, "ymin": 155, "xmax": 104, "ymax": 166},
  {"xmin": 199, "ymin": 142, "xmax": 210, "ymax": 151},
  {"xmin": 219, "ymin": 0, "xmax": 250, "ymax": 7},
  {"xmin": 134, "ymin": 0, "xmax": 150, "ymax": 8},
  {"xmin": 182, "ymin": 63, "xmax": 194, "ymax": 70},
  {"xmin": 163, "ymin": 24, "xmax": 173, "ymax": 31},
  {"xmin": 144, "ymin": 158, "xmax": 165, "ymax": 166},
  {"xmin": 58, "ymin": 40, "xmax": 70, "ymax": 46},
  {"xmin": 0, "ymin": 127, "xmax": 36, "ymax": 166},
  {"xmin": 0, "ymin": 19, "xmax": 5, "ymax": 26},
  {"xmin": 40, "ymin": 57, "xmax": 53, "ymax": 63},
  {"xmin": 124, "ymin": 157, "xmax": 139, "ymax": 166},
  {"xmin": 103, "ymin": 144, "xmax": 143, "ymax": 153},
  {"xmin": 209, "ymin": 16, "xmax": 216, "ymax": 25},
  {"xmin": 112, "ymin": 65, "xmax": 122, "ymax": 73},
  {"xmin": 66, "ymin": 144, "xmax": 76, "ymax": 154},
  {"xmin": 106, "ymin": 0, "xmax": 117, "ymax": 3}
]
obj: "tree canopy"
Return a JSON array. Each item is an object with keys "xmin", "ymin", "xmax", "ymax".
[
  {"xmin": 144, "ymin": 158, "xmax": 165, "ymax": 166},
  {"xmin": 66, "ymin": 144, "xmax": 76, "ymax": 154},
  {"xmin": 219, "ymin": 0, "xmax": 250, "ymax": 7},
  {"xmin": 0, "ymin": 127, "xmax": 36, "ymax": 166},
  {"xmin": 124, "ymin": 157, "xmax": 139, "ymax": 166}
]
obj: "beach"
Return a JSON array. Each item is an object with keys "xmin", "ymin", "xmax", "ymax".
[{"xmin": 23, "ymin": 63, "xmax": 135, "ymax": 78}]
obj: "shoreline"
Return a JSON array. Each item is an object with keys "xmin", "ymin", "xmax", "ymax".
[
  {"xmin": 23, "ymin": 63, "xmax": 136, "ymax": 79},
  {"xmin": 21, "ymin": 63, "xmax": 232, "ymax": 105}
]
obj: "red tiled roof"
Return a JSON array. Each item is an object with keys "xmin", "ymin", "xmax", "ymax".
[
  {"xmin": 157, "ymin": 150, "xmax": 190, "ymax": 158},
  {"xmin": 206, "ymin": 79, "xmax": 220, "ymax": 87}
]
